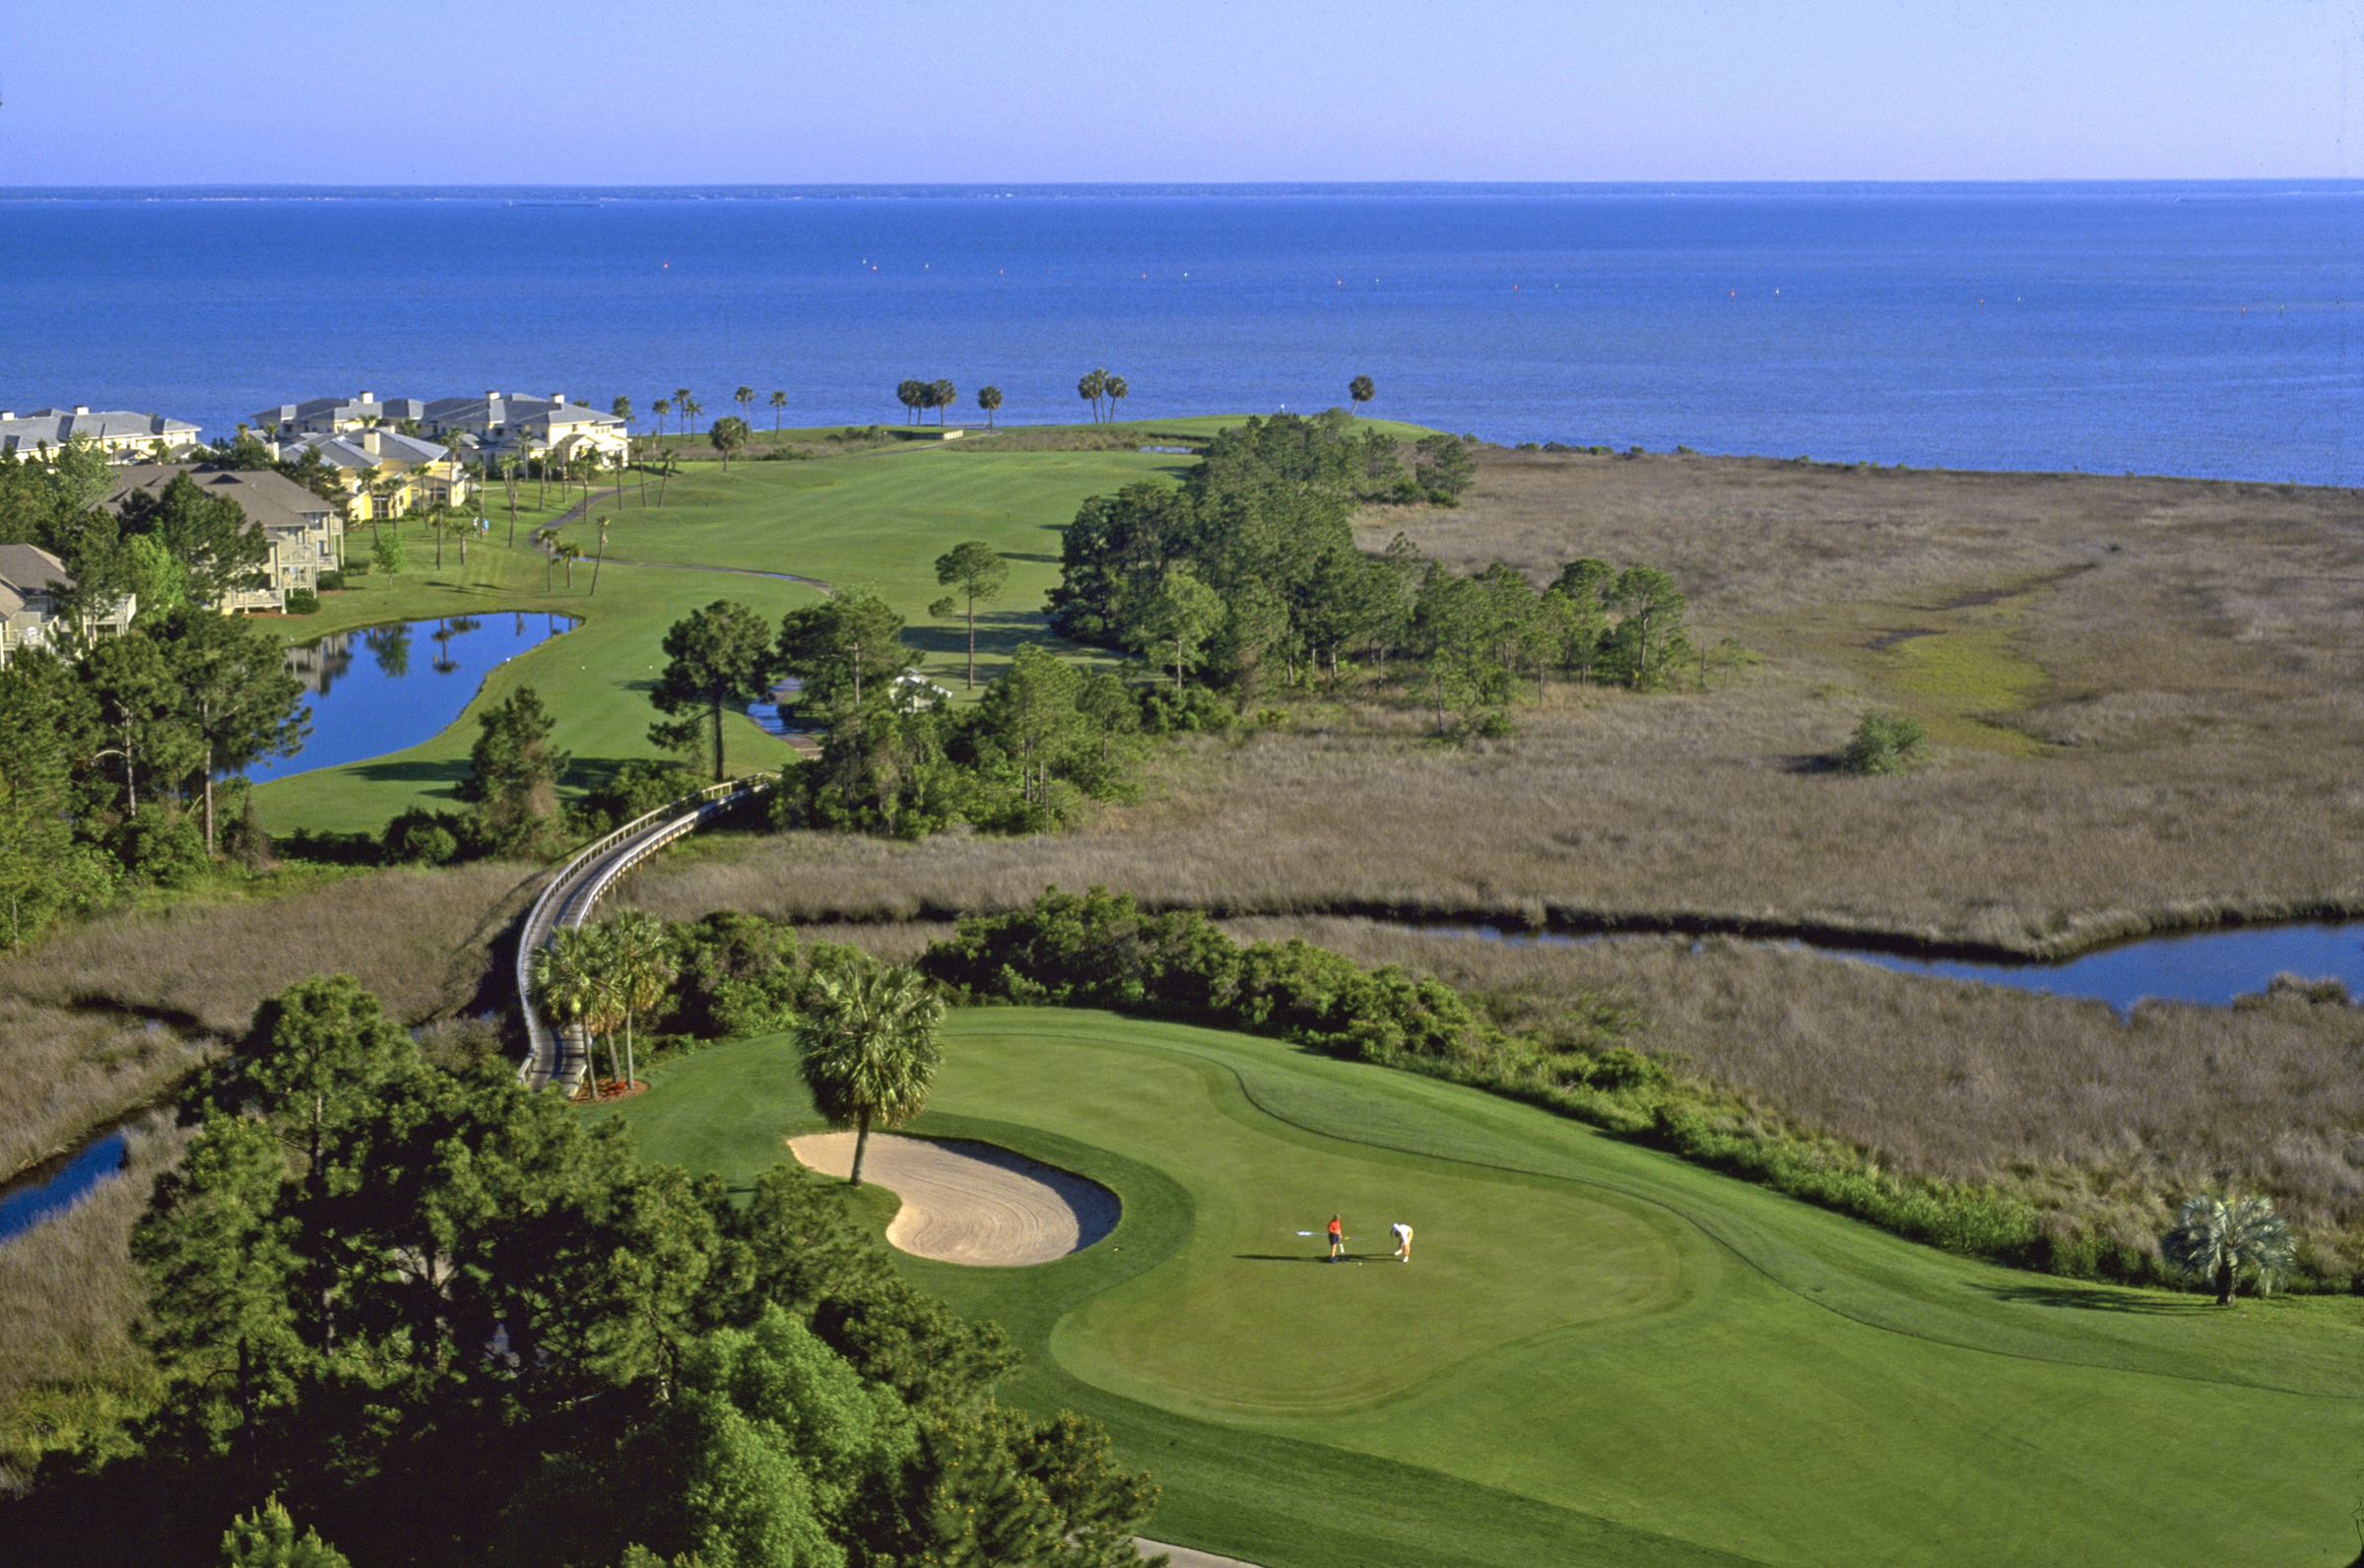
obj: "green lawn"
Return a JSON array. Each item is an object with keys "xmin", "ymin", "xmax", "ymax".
[
  {"xmin": 246, "ymin": 426, "xmax": 1210, "ymax": 834},
  {"xmin": 604, "ymin": 1010, "xmax": 2364, "ymax": 1568}
]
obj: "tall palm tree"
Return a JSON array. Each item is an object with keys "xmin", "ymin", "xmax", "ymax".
[
  {"xmin": 977, "ymin": 386, "xmax": 1002, "ymax": 428},
  {"xmin": 589, "ymin": 516, "xmax": 609, "ymax": 597},
  {"xmin": 1348, "ymin": 374, "xmax": 1376, "ymax": 415},
  {"xmin": 674, "ymin": 388, "xmax": 692, "ymax": 434},
  {"xmin": 652, "ymin": 397, "xmax": 672, "ymax": 440},
  {"xmin": 794, "ymin": 963, "xmax": 945, "ymax": 1186},
  {"xmin": 2161, "ymin": 1193, "xmax": 2295, "ymax": 1304},
  {"xmin": 1104, "ymin": 374, "xmax": 1129, "ymax": 422},
  {"xmin": 768, "ymin": 390, "xmax": 787, "ymax": 431},
  {"xmin": 735, "ymin": 385, "xmax": 755, "ymax": 429},
  {"xmin": 1078, "ymin": 367, "xmax": 1107, "ymax": 423},
  {"xmin": 600, "ymin": 908, "xmax": 676, "ymax": 1093},
  {"xmin": 682, "ymin": 397, "xmax": 702, "ymax": 435},
  {"xmin": 929, "ymin": 378, "xmax": 956, "ymax": 426}
]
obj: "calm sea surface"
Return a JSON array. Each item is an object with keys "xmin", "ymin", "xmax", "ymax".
[{"xmin": 2, "ymin": 182, "xmax": 2357, "ymax": 483}]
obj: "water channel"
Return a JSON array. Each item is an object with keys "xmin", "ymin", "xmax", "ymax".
[
  {"xmin": 1417, "ymin": 918, "xmax": 2364, "ymax": 1013},
  {"xmin": 251, "ymin": 613, "xmax": 580, "ymax": 780},
  {"xmin": 0, "ymin": 1130, "xmax": 129, "ymax": 1246}
]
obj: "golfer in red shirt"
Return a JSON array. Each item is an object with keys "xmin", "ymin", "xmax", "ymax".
[{"xmin": 1327, "ymin": 1214, "xmax": 1345, "ymax": 1262}]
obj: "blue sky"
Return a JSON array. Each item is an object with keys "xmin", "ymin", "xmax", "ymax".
[{"xmin": 4, "ymin": 0, "xmax": 2357, "ymax": 184}]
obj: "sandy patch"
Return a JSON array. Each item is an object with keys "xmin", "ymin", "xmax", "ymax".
[{"xmin": 787, "ymin": 1132, "xmax": 1118, "ymax": 1266}]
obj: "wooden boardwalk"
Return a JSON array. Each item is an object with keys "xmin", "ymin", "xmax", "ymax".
[{"xmin": 515, "ymin": 774, "xmax": 778, "ymax": 1092}]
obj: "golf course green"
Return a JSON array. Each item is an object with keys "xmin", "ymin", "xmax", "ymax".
[{"xmin": 607, "ymin": 1008, "xmax": 2364, "ymax": 1568}]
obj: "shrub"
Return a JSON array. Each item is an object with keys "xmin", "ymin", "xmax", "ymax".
[
  {"xmin": 112, "ymin": 807, "xmax": 208, "ymax": 889},
  {"xmin": 1139, "ymin": 685, "xmax": 1236, "ymax": 736},
  {"xmin": 283, "ymin": 589, "xmax": 320, "ymax": 616},
  {"xmin": 379, "ymin": 807, "xmax": 474, "ymax": 867},
  {"xmin": 1841, "ymin": 713, "xmax": 1931, "ymax": 775},
  {"xmin": 576, "ymin": 760, "xmax": 709, "ymax": 833},
  {"xmin": 315, "ymin": 569, "xmax": 346, "ymax": 592}
]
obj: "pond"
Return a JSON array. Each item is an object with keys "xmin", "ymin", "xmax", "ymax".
[
  {"xmin": 1418, "ymin": 919, "xmax": 2364, "ymax": 1013},
  {"xmin": 0, "ymin": 1130, "xmax": 128, "ymax": 1247},
  {"xmin": 251, "ymin": 613, "xmax": 579, "ymax": 780}
]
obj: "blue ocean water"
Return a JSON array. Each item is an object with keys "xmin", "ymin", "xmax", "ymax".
[{"xmin": 3, "ymin": 183, "xmax": 2356, "ymax": 484}]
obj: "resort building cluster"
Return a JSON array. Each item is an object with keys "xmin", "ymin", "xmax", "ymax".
[{"xmin": 0, "ymin": 389, "xmax": 632, "ymax": 644}]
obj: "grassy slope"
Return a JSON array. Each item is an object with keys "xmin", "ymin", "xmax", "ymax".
[
  {"xmin": 605, "ymin": 1010, "xmax": 2364, "ymax": 1568},
  {"xmin": 248, "ymin": 427, "xmax": 1214, "ymax": 834}
]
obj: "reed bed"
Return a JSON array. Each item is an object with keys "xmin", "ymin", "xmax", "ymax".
[
  {"xmin": 620, "ymin": 457, "xmax": 2364, "ymax": 954},
  {"xmin": 0, "ymin": 1111, "xmax": 191, "ymax": 1482},
  {"xmin": 0, "ymin": 862, "xmax": 542, "ymax": 1181}
]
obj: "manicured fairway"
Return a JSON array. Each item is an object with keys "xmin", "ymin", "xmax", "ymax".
[
  {"xmin": 606, "ymin": 1010, "xmax": 2364, "ymax": 1568},
  {"xmin": 250, "ymin": 431, "xmax": 1178, "ymax": 833}
]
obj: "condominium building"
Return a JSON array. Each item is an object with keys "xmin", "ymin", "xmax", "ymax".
[
  {"xmin": 0, "ymin": 406, "xmax": 202, "ymax": 463},
  {"xmin": 0, "ymin": 544, "xmax": 136, "ymax": 665},
  {"xmin": 104, "ymin": 466, "xmax": 346, "ymax": 615}
]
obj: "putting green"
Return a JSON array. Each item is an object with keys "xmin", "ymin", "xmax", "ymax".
[{"xmin": 607, "ymin": 1010, "xmax": 2364, "ymax": 1568}]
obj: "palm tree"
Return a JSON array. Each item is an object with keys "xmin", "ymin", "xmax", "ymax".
[
  {"xmin": 1349, "ymin": 374, "xmax": 1376, "ymax": 415},
  {"xmin": 977, "ymin": 386, "xmax": 1002, "ymax": 428},
  {"xmin": 794, "ymin": 963, "xmax": 945, "ymax": 1187},
  {"xmin": 1078, "ymin": 367, "xmax": 1107, "ymax": 423},
  {"xmin": 682, "ymin": 397, "xmax": 702, "ymax": 436},
  {"xmin": 600, "ymin": 908, "xmax": 676, "ymax": 1093},
  {"xmin": 652, "ymin": 397, "xmax": 672, "ymax": 440},
  {"xmin": 929, "ymin": 378, "xmax": 956, "ymax": 426},
  {"xmin": 589, "ymin": 516, "xmax": 609, "ymax": 597},
  {"xmin": 1104, "ymin": 374, "xmax": 1129, "ymax": 422},
  {"xmin": 768, "ymin": 390, "xmax": 787, "ymax": 432},
  {"xmin": 735, "ymin": 385, "xmax": 755, "ymax": 429},
  {"xmin": 558, "ymin": 541, "xmax": 584, "ymax": 591},
  {"xmin": 532, "ymin": 926, "xmax": 624, "ymax": 1094},
  {"xmin": 2161, "ymin": 1193, "xmax": 2295, "ymax": 1304},
  {"xmin": 534, "ymin": 528, "xmax": 558, "ymax": 592},
  {"xmin": 896, "ymin": 379, "xmax": 924, "ymax": 425}
]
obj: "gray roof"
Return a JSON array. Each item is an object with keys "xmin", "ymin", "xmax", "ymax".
[
  {"xmin": 277, "ymin": 429, "xmax": 452, "ymax": 470},
  {"xmin": 0, "ymin": 408, "xmax": 201, "ymax": 453},
  {"xmin": 250, "ymin": 393, "xmax": 431, "ymax": 429},
  {"xmin": 423, "ymin": 394, "xmax": 623, "ymax": 431},
  {"xmin": 0, "ymin": 543, "xmax": 75, "ymax": 597},
  {"xmin": 103, "ymin": 466, "xmax": 339, "ymax": 538}
]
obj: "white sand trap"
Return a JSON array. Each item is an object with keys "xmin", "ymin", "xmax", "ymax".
[{"xmin": 788, "ymin": 1133, "xmax": 1119, "ymax": 1267}]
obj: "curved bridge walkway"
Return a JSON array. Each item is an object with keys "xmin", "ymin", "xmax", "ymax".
[{"xmin": 515, "ymin": 773, "xmax": 778, "ymax": 1093}]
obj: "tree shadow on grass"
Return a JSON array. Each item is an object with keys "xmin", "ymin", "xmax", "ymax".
[
  {"xmin": 346, "ymin": 758, "xmax": 472, "ymax": 799},
  {"xmin": 1967, "ymin": 1279, "xmax": 2209, "ymax": 1315},
  {"xmin": 1233, "ymin": 1253, "xmax": 1383, "ymax": 1264}
]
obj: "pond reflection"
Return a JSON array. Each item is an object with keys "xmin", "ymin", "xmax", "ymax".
[{"xmin": 252, "ymin": 614, "xmax": 578, "ymax": 780}]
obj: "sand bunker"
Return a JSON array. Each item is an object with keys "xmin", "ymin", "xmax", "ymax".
[{"xmin": 788, "ymin": 1133, "xmax": 1119, "ymax": 1267}]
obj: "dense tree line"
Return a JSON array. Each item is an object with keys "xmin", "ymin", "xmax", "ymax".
[
  {"xmin": 647, "ymin": 593, "xmax": 1149, "ymax": 840},
  {"xmin": 1045, "ymin": 413, "xmax": 1691, "ymax": 730},
  {"xmin": 0, "ymin": 973, "xmax": 1155, "ymax": 1568},
  {"xmin": 0, "ymin": 610, "xmax": 306, "ymax": 944}
]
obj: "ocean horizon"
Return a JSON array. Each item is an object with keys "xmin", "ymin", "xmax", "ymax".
[{"xmin": 4, "ymin": 180, "xmax": 2357, "ymax": 485}]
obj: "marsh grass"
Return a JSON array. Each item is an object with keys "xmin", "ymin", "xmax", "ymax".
[
  {"xmin": 0, "ymin": 862, "xmax": 541, "ymax": 1180},
  {"xmin": 0, "ymin": 1111, "xmax": 189, "ymax": 1482},
  {"xmin": 617, "ymin": 455, "xmax": 2364, "ymax": 955}
]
